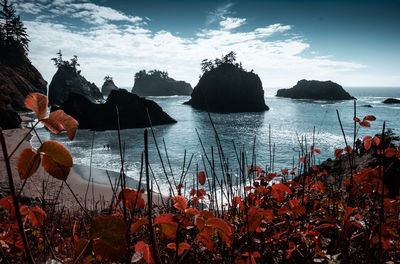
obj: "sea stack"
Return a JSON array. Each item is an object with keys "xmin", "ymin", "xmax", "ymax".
[
  {"xmin": 185, "ymin": 52, "xmax": 268, "ymax": 112},
  {"xmin": 55, "ymin": 89, "xmax": 177, "ymax": 130},
  {"xmin": 48, "ymin": 52, "xmax": 103, "ymax": 106},
  {"xmin": 101, "ymin": 76, "xmax": 118, "ymax": 97},
  {"xmin": 382, "ymin": 98, "xmax": 400, "ymax": 104},
  {"xmin": 276, "ymin": 80, "xmax": 355, "ymax": 100},
  {"xmin": 131, "ymin": 70, "xmax": 192, "ymax": 96}
]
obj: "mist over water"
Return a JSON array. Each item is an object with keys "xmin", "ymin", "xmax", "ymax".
[{"xmin": 32, "ymin": 87, "xmax": 400, "ymax": 193}]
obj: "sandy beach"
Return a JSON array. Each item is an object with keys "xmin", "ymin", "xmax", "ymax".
[{"xmin": 0, "ymin": 113, "xmax": 165, "ymax": 211}]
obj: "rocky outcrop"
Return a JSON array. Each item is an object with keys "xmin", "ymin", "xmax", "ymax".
[
  {"xmin": 55, "ymin": 89, "xmax": 176, "ymax": 130},
  {"xmin": 184, "ymin": 63, "xmax": 268, "ymax": 112},
  {"xmin": 131, "ymin": 70, "xmax": 192, "ymax": 96},
  {"xmin": 276, "ymin": 80, "xmax": 354, "ymax": 100},
  {"xmin": 0, "ymin": 49, "xmax": 47, "ymax": 129},
  {"xmin": 102, "ymin": 79, "xmax": 118, "ymax": 97},
  {"xmin": 382, "ymin": 98, "xmax": 400, "ymax": 104},
  {"xmin": 48, "ymin": 65, "xmax": 103, "ymax": 106}
]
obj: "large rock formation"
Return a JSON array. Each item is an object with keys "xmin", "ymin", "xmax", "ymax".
[
  {"xmin": 48, "ymin": 65, "xmax": 103, "ymax": 106},
  {"xmin": 131, "ymin": 70, "xmax": 192, "ymax": 96},
  {"xmin": 184, "ymin": 64, "xmax": 268, "ymax": 112},
  {"xmin": 0, "ymin": 46, "xmax": 47, "ymax": 129},
  {"xmin": 55, "ymin": 89, "xmax": 176, "ymax": 130},
  {"xmin": 276, "ymin": 80, "xmax": 354, "ymax": 100},
  {"xmin": 101, "ymin": 78, "xmax": 118, "ymax": 97},
  {"xmin": 382, "ymin": 98, "xmax": 400, "ymax": 104}
]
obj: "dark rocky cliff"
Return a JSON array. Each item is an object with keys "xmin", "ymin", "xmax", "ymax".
[
  {"xmin": 0, "ymin": 48, "xmax": 47, "ymax": 129},
  {"xmin": 184, "ymin": 63, "xmax": 268, "ymax": 112},
  {"xmin": 48, "ymin": 65, "xmax": 103, "ymax": 106},
  {"xmin": 131, "ymin": 70, "xmax": 192, "ymax": 96},
  {"xmin": 276, "ymin": 80, "xmax": 354, "ymax": 100},
  {"xmin": 55, "ymin": 89, "xmax": 176, "ymax": 130}
]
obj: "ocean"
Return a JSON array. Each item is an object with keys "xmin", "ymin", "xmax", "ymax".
[{"xmin": 31, "ymin": 87, "xmax": 400, "ymax": 193}]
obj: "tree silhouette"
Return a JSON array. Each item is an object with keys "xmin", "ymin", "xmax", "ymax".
[
  {"xmin": 51, "ymin": 50, "xmax": 80, "ymax": 73},
  {"xmin": 0, "ymin": 0, "xmax": 29, "ymax": 54},
  {"xmin": 200, "ymin": 51, "xmax": 243, "ymax": 73},
  {"xmin": 104, "ymin": 75, "xmax": 113, "ymax": 82}
]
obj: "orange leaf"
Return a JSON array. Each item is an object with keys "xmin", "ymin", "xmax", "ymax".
[
  {"xmin": 17, "ymin": 148, "xmax": 41, "ymax": 180},
  {"xmin": 41, "ymin": 110, "xmax": 78, "ymax": 140},
  {"xmin": 334, "ymin": 148, "xmax": 343, "ymax": 159},
  {"xmin": 24, "ymin": 93, "xmax": 48, "ymax": 120},
  {"xmin": 131, "ymin": 218, "xmax": 149, "ymax": 233},
  {"xmin": 91, "ymin": 215, "xmax": 127, "ymax": 261},
  {"xmin": 135, "ymin": 241, "xmax": 154, "ymax": 264},
  {"xmin": 28, "ymin": 206, "xmax": 46, "ymax": 228},
  {"xmin": 198, "ymin": 171, "xmax": 206, "ymax": 185},
  {"xmin": 38, "ymin": 141, "xmax": 73, "ymax": 180},
  {"xmin": 172, "ymin": 195, "xmax": 187, "ymax": 211}
]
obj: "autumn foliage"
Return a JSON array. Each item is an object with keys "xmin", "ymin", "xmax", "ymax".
[{"xmin": 0, "ymin": 94, "xmax": 399, "ymax": 263}]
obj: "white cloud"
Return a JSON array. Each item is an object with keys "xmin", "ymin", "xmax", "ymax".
[
  {"xmin": 206, "ymin": 2, "xmax": 234, "ymax": 25},
  {"xmin": 13, "ymin": 0, "xmax": 375, "ymax": 89},
  {"xmin": 69, "ymin": 3, "xmax": 142, "ymax": 25},
  {"xmin": 220, "ymin": 17, "xmax": 246, "ymax": 30}
]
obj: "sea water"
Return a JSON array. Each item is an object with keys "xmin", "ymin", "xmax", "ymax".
[{"xmin": 31, "ymin": 87, "xmax": 400, "ymax": 193}]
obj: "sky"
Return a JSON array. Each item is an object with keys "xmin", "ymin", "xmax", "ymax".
[{"xmin": 10, "ymin": 0, "xmax": 400, "ymax": 89}]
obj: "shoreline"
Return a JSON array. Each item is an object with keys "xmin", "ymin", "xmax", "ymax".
[{"xmin": 0, "ymin": 112, "xmax": 165, "ymax": 210}]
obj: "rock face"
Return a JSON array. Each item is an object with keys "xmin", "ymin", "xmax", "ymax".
[
  {"xmin": 48, "ymin": 65, "xmax": 103, "ymax": 106},
  {"xmin": 276, "ymin": 80, "xmax": 355, "ymax": 100},
  {"xmin": 55, "ymin": 89, "xmax": 177, "ymax": 130},
  {"xmin": 131, "ymin": 70, "xmax": 192, "ymax": 96},
  {"xmin": 184, "ymin": 63, "xmax": 268, "ymax": 112},
  {"xmin": 101, "ymin": 79, "xmax": 118, "ymax": 97},
  {"xmin": 0, "ymin": 49, "xmax": 47, "ymax": 129},
  {"xmin": 382, "ymin": 98, "xmax": 400, "ymax": 104}
]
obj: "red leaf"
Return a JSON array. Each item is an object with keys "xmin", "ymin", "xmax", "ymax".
[
  {"xmin": 38, "ymin": 141, "xmax": 73, "ymax": 181},
  {"xmin": 172, "ymin": 195, "xmax": 187, "ymax": 211},
  {"xmin": 359, "ymin": 120, "xmax": 370, "ymax": 127},
  {"xmin": 154, "ymin": 214, "xmax": 178, "ymax": 239},
  {"xmin": 315, "ymin": 148, "xmax": 321, "ymax": 154},
  {"xmin": 41, "ymin": 110, "xmax": 78, "ymax": 140},
  {"xmin": 185, "ymin": 207, "xmax": 200, "ymax": 216},
  {"xmin": 353, "ymin": 117, "xmax": 360, "ymax": 123},
  {"xmin": 24, "ymin": 93, "xmax": 48, "ymax": 120},
  {"xmin": 363, "ymin": 136, "xmax": 372, "ymax": 151},
  {"xmin": 167, "ymin": 242, "xmax": 190, "ymax": 256},
  {"xmin": 344, "ymin": 146, "xmax": 352, "ymax": 154},
  {"xmin": 198, "ymin": 171, "xmax": 206, "ymax": 185},
  {"xmin": 372, "ymin": 136, "xmax": 380, "ymax": 146},
  {"xmin": 28, "ymin": 206, "xmax": 46, "ymax": 228},
  {"xmin": 363, "ymin": 115, "xmax": 376, "ymax": 121},
  {"xmin": 91, "ymin": 215, "xmax": 127, "ymax": 261},
  {"xmin": 135, "ymin": 241, "xmax": 154, "ymax": 264},
  {"xmin": 385, "ymin": 148, "xmax": 397, "ymax": 158},
  {"xmin": 271, "ymin": 183, "xmax": 292, "ymax": 195},
  {"xmin": 334, "ymin": 148, "xmax": 343, "ymax": 159},
  {"xmin": 131, "ymin": 218, "xmax": 149, "ymax": 233},
  {"xmin": 17, "ymin": 148, "xmax": 41, "ymax": 180}
]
